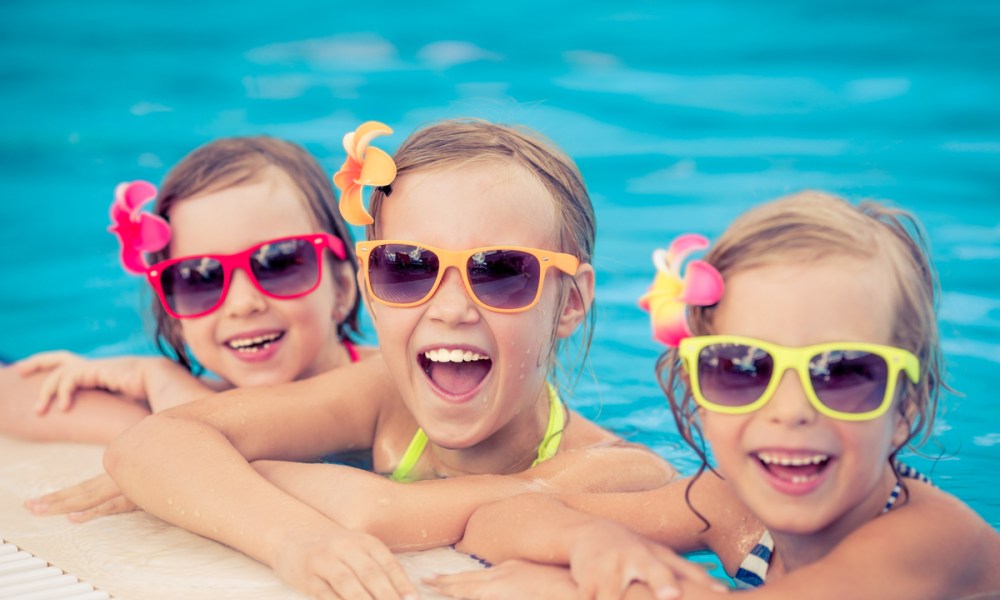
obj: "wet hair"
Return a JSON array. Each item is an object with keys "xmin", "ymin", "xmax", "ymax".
[
  {"xmin": 147, "ymin": 136, "xmax": 360, "ymax": 372},
  {"xmin": 657, "ymin": 190, "xmax": 944, "ymax": 523},
  {"xmin": 366, "ymin": 118, "xmax": 597, "ymax": 388}
]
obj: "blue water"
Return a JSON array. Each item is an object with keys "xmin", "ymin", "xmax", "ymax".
[{"xmin": 1, "ymin": 0, "xmax": 997, "ymax": 544}]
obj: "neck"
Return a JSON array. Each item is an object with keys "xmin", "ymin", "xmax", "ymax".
[
  {"xmin": 424, "ymin": 383, "xmax": 552, "ymax": 478},
  {"xmin": 770, "ymin": 464, "xmax": 899, "ymax": 573}
]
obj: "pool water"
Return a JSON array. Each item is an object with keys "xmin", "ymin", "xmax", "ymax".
[{"xmin": 1, "ymin": 0, "xmax": 997, "ymax": 549}]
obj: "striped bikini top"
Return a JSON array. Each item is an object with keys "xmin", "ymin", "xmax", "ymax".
[
  {"xmin": 388, "ymin": 382, "xmax": 565, "ymax": 482},
  {"xmin": 732, "ymin": 461, "xmax": 932, "ymax": 589}
]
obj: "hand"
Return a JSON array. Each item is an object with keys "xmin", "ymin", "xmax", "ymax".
[
  {"xmin": 568, "ymin": 520, "xmax": 726, "ymax": 600},
  {"xmin": 428, "ymin": 559, "xmax": 578, "ymax": 600},
  {"xmin": 16, "ymin": 351, "xmax": 147, "ymax": 414},
  {"xmin": 25, "ymin": 473, "xmax": 137, "ymax": 522},
  {"xmin": 272, "ymin": 524, "xmax": 418, "ymax": 600}
]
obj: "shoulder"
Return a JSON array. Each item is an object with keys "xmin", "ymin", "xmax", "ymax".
[{"xmin": 820, "ymin": 483, "xmax": 1000, "ymax": 598}]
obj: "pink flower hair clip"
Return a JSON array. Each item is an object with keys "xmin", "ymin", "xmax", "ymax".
[
  {"xmin": 333, "ymin": 121, "xmax": 397, "ymax": 226},
  {"xmin": 638, "ymin": 234, "xmax": 724, "ymax": 347},
  {"xmin": 107, "ymin": 180, "xmax": 171, "ymax": 274}
]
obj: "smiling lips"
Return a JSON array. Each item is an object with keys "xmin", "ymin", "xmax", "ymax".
[
  {"xmin": 419, "ymin": 348, "xmax": 492, "ymax": 397},
  {"xmin": 755, "ymin": 451, "xmax": 831, "ymax": 487},
  {"xmin": 225, "ymin": 331, "xmax": 284, "ymax": 355}
]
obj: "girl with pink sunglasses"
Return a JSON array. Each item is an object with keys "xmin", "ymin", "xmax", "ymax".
[
  {"xmin": 102, "ymin": 120, "xmax": 676, "ymax": 599},
  {"xmin": 431, "ymin": 191, "xmax": 1000, "ymax": 600},
  {"xmin": 2, "ymin": 136, "xmax": 368, "ymax": 505}
]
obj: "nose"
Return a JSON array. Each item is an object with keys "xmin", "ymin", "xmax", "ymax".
[
  {"xmin": 760, "ymin": 367, "xmax": 819, "ymax": 426},
  {"xmin": 425, "ymin": 266, "xmax": 481, "ymax": 326},
  {"xmin": 222, "ymin": 268, "xmax": 268, "ymax": 317}
]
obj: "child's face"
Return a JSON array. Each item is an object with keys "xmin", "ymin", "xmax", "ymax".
[
  {"xmin": 169, "ymin": 167, "xmax": 352, "ymax": 387},
  {"xmin": 367, "ymin": 161, "xmax": 589, "ymax": 450},
  {"xmin": 700, "ymin": 257, "xmax": 910, "ymax": 537}
]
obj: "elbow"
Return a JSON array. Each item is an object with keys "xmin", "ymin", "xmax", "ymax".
[{"xmin": 104, "ymin": 414, "xmax": 165, "ymax": 482}]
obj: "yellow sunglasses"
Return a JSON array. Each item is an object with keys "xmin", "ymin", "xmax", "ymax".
[
  {"xmin": 355, "ymin": 240, "xmax": 580, "ymax": 313},
  {"xmin": 678, "ymin": 335, "xmax": 920, "ymax": 421}
]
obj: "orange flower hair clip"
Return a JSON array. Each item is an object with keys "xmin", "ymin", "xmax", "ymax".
[
  {"xmin": 333, "ymin": 121, "xmax": 397, "ymax": 226},
  {"xmin": 638, "ymin": 234, "xmax": 724, "ymax": 347}
]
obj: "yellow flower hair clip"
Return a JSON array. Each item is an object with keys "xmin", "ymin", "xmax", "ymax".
[
  {"xmin": 333, "ymin": 121, "xmax": 397, "ymax": 226},
  {"xmin": 638, "ymin": 234, "xmax": 724, "ymax": 347}
]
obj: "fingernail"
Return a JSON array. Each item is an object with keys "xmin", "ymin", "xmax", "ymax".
[
  {"xmin": 29, "ymin": 502, "xmax": 47, "ymax": 513},
  {"xmin": 712, "ymin": 583, "xmax": 729, "ymax": 592},
  {"xmin": 656, "ymin": 587, "xmax": 679, "ymax": 600}
]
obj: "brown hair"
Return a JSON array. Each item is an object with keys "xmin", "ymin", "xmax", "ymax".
[
  {"xmin": 658, "ymin": 191, "xmax": 944, "ymax": 522},
  {"xmin": 147, "ymin": 136, "xmax": 360, "ymax": 371},
  {"xmin": 366, "ymin": 118, "xmax": 597, "ymax": 386}
]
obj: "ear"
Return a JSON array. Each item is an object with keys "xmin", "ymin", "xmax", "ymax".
[
  {"xmin": 555, "ymin": 263, "xmax": 595, "ymax": 339},
  {"xmin": 330, "ymin": 261, "xmax": 359, "ymax": 324},
  {"xmin": 891, "ymin": 393, "xmax": 918, "ymax": 449}
]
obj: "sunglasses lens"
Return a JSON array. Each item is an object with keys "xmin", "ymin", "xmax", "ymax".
[
  {"xmin": 467, "ymin": 249, "xmax": 541, "ymax": 310},
  {"xmin": 809, "ymin": 350, "xmax": 889, "ymax": 414},
  {"xmin": 368, "ymin": 244, "xmax": 440, "ymax": 304},
  {"xmin": 251, "ymin": 238, "xmax": 320, "ymax": 298},
  {"xmin": 160, "ymin": 258, "xmax": 226, "ymax": 316},
  {"xmin": 697, "ymin": 343, "xmax": 773, "ymax": 407}
]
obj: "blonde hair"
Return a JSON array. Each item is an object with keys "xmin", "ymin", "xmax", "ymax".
[
  {"xmin": 148, "ymin": 136, "xmax": 360, "ymax": 372},
  {"xmin": 366, "ymin": 118, "xmax": 597, "ymax": 385},
  {"xmin": 660, "ymin": 191, "xmax": 943, "ymax": 491}
]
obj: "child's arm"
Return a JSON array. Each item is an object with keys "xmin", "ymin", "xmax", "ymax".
[
  {"xmin": 0, "ymin": 363, "xmax": 150, "ymax": 444},
  {"xmin": 250, "ymin": 442, "xmax": 677, "ymax": 552},
  {"xmin": 15, "ymin": 351, "xmax": 216, "ymax": 413},
  {"xmin": 104, "ymin": 355, "xmax": 418, "ymax": 597}
]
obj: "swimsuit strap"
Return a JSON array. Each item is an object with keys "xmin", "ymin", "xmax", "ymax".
[
  {"xmin": 883, "ymin": 459, "xmax": 934, "ymax": 513},
  {"xmin": 733, "ymin": 530, "xmax": 774, "ymax": 589},
  {"xmin": 343, "ymin": 339, "xmax": 359, "ymax": 363},
  {"xmin": 389, "ymin": 382, "xmax": 564, "ymax": 482},
  {"xmin": 531, "ymin": 382, "xmax": 565, "ymax": 467}
]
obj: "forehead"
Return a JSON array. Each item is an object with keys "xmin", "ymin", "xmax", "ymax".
[
  {"xmin": 377, "ymin": 161, "xmax": 561, "ymax": 250},
  {"xmin": 714, "ymin": 256, "xmax": 896, "ymax": 347},
  {"xmin": 167, "ymin": 167, "xmax": 318, "ymax": 256}
]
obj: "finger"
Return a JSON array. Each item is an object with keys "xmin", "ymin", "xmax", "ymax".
[
  {"xmin": 318, "ymin": 560, "xmax": 375, "ymax": 600},
  {"xmin": 55, "ymin": 373, "xmax": 80, "ymax": 412},
  {"xmin": 68, "ymin": 495, "xmax": 137, "ymax": 523},
  {"xmin": 15, "ymin": 351, "xmax": 68, "ymax": 375},
  {"xmin": 342, "ymin": 542, "xmax": 415, "ymax": 600},
  {"xmin": 658, "ymin": 551, "xmax": 725, "ymax": 590},
  {"xmin": 34, "ymin": 372, "xmax": 62, "ymax": 415},
  {"xmin": 27, "ymin": 475, "xmax": 115, "ymax": 514},
  {"xmin": 642, "ymin": 565, "xmax": 680, "ymax": 600}
]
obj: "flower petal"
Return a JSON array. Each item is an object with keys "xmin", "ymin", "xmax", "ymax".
[
  {"xmin": 679, "ymin": 260, "xmax": 725, "ymax": 306},
  {"xmin": 338, "ymin": 183, "xmax": 372, "ymax": 226},
  {"xmin": 356, "ymin": 146, "xmax": 397, "ymax": 186}
]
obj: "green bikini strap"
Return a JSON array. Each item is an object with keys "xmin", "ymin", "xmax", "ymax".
[{"xmin": 389, "ymin": 381, "xmax": 565, "ymax": 481}]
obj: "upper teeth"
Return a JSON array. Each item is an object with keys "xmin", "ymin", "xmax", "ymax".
[
  {"xmin": 228, "ymin": 333, "xmax": 281, "ymax": 349},
  {"xmin": 757, "ymin": 452, "xmax": 829, "ymax": 466},
  {"xmin": 424, "ymin": 349, "xmax": 488, "ymax": 363}
]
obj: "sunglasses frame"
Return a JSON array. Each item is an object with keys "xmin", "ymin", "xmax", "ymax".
[
  {"xmin": 146, "ymin": 233, "xmax": 346, "ymax": 319},
  {"xmin": 355, "ymin": 240, "xmax": 580, "ymax": 313},
  {"xmin": 678, "ymin": 335, "xmax": 920, "ymax": 421}
]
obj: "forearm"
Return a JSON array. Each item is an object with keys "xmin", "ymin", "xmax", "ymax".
[
  {"xmin": 139, "ymin": 358, "xmax": 217, "ymax": 412},
  {"xmin": 458, "ymin": 493, "xmax": 593, "ymax": 564},
  {"xmin": 257, "ymin": 460, "xmax": 541, "ymax": 551},
  {"xmin": 105, "ymin": 414, "xmax": 342, "ymax": 567}
]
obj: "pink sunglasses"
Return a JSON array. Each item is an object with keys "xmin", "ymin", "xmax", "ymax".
[{"xmin": 146, "ymin": 233, "xmax": 346, "ymax": 319}]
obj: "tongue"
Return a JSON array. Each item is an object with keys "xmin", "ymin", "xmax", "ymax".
[
  {"xmin": 766, "ymin": 462, "xmax": 823, "ymax": 482},
  {"xmin": 428, "ymin": 360, "xmax": 490, "ymax": 395}
]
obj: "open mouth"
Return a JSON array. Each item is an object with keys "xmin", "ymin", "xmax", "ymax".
[
  {"xmin": 754, "ymin": 451, "xmax": 831, "ymax": 485},
  {"xmin": 226, "ymin": 332, "xmax": 284, "ymax": 354},
  {"xmin": 418, "ymin": 348, "xmax": 492, "ymax": 396}
]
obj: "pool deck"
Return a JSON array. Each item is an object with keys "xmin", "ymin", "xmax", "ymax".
[{"xmin": 0, "ymin": 435, "xmax": 482, "ymax": 599}]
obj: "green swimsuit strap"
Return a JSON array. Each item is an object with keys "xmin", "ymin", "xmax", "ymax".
[{"xmin": 389, "ymin": 382, "xmax": 565, "ymax": 482}]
